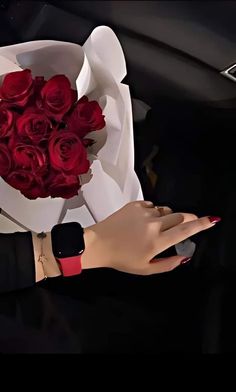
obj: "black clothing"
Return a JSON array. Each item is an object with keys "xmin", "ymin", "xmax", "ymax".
[{"xmin": 0, "ymin": 232, "xmax": 35, "ymax": 294}]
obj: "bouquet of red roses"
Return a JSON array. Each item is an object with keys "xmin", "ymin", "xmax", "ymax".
[
  {"xmin": 0, "ymin": 69, "xmax": 105, "ymax": 200},
  {"xmin": 0, "ymin": 27, "xmax": 143, "ymax": 234}
]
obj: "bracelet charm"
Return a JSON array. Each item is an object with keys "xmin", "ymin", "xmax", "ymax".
[{"xmin": 37, "ymin": 232, "xmax": 48, "ymax": 280}]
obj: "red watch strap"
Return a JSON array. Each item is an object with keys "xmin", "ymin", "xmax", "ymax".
[{"xmin": 57, "ymin": 255, "xmax": 82, "ymax": 277}]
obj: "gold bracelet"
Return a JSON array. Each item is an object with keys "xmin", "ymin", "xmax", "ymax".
[{"xmin": 37, "ymin": 232, "xmax": 48, "ymax": 280}]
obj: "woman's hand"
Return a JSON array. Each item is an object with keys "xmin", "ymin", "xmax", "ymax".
[{"xmin": 82, "ymin": 201, "xmax": 221, "ymax": 275}]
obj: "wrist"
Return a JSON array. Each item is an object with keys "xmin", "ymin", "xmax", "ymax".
[
  {"xmin": 32, "ymin": 232, "xmax": 45, "ymax": 282},
  {"xmin": 33, "ymin": 223, "xmax": 112, "ymax": 278},
  {"xmin": 32, "ymin": 231, "xmax": 61, "ymax": 282},
  {"xmin": 81, "ymin": 226, "xmax": 111, "ymax": 270}
]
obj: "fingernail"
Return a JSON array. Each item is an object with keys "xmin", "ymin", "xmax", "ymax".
[
  {"xmin": 208, "ymin": 216, "xmax": 221, "ymax": 224},
  {"xmin": 181, "ymin": 257, "xmax": 191, "ymax": 265}
]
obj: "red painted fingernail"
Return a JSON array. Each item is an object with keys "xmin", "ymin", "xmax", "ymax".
[
  {"xmin": 208, "ymin": 216, "xmax": 221, "ymax": 224},
  {"xmin": 181, "ymin": 257, "xmax": 191, "ymax": 265}
]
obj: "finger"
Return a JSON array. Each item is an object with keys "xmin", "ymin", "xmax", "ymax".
[
  {"xmin": 147, "ymin": 255, "xmax": 191, "ymax": 275},
  {"xmin": 149, "ymin": 206, "xmax": 173, "ymax": 219},
  {"xmin": 156, "ymin": 212, "xmax": 198, "ymax": 231},
  {"xmin": 135, "ymin": 200, "xmax": 154, "ymax": 208},
  {"xmin": 153, "ymin": 206, "xmax": 173, "ymax": 217},
  {"xmin": 179, "ymin": 213, "xmax": 198, "ymax": 224},
  {"xmin": 160, "ymin": 216, "xmax": 221, "ymax": 251}
]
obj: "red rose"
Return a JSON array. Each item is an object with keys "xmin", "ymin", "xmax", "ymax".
[
  {"xmin": 16, "ymin": 110, "xmax": 52, "ymax": 144},
  {"xmin": 38, "ymin": 75, "xmax": 77, "ymax": 121},
  {"xmin": 0, "ymin": 100, "xmax": 10, "ymax": 110},
  {"xmin": 67, "ymin": 96, "xmax": 105, "ymax": 138},
  {"xmin": 4, "ymin": 170, "xmax": 47, "ymax": 199},
  {"xmin": 0, "ymin": 144, "xmax": 11, "ymax": 176},
  {"xmin": 0, "ymin": 69, "xmax": 34, "ymax": 107},
  {"xmin": 22, "ymin": 185, "xmax": 48, "ymax": 200},
  {"xmin": 25, "ymin": 76, "xmax": 46, "ymax": 108},
  {"xmin": 34, "ymin": 76, "xmax": 46, "ymax": 95},
  {"xmin": 82, "ymin": 138, "xmax": 95, "ymax": 147},
  {"xmin": 0, "ymin": 107, "xmax": 14, "ymax": 138},
  {"xmin": 49, "ymin": 131, "xmax": 90, "ymax": 175},
  {"xmin": 47, "ymin": 172, "xmax": 81, "ymax": 199},
  {"xmin": 13, "ymin": 144, "xmax": 48, "ymax": 175}
]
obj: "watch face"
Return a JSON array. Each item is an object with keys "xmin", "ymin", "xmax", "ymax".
[{"xmin": 51, "ymin": 222, "xmax": 85, "ymax": 258}]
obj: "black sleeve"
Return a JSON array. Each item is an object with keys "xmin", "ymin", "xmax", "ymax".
[{"xmin": 0, "ymin": 232, "xmax": 35, "ymax": 293}]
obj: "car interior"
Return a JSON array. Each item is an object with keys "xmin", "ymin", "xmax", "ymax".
[{"xmin": 0, "ymin": 0, "xmax": 236, "ymax": 353}]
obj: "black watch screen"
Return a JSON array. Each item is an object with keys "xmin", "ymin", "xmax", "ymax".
[{"xmin": 51, "ymin": 222, "xmax": 85, "ymax": 258}]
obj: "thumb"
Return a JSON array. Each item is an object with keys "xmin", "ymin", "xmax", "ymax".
[{"xmin": 148, "ymin": 255, "xmax": 191, "ymax": 274}]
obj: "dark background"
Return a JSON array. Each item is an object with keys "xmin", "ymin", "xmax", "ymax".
[{"xmin": 0, "ymin": 0, "xmax": 236, "ymax": 353}]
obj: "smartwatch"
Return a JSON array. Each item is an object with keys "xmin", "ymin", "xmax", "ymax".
[{"xmin": 51, "ymin": 222, "xmax": 85, "ymax": 277}]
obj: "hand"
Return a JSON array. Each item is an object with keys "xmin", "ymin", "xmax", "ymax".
[{"xmin": 82, "ymin": 201, "xmax": 221, "ymax": 275}]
